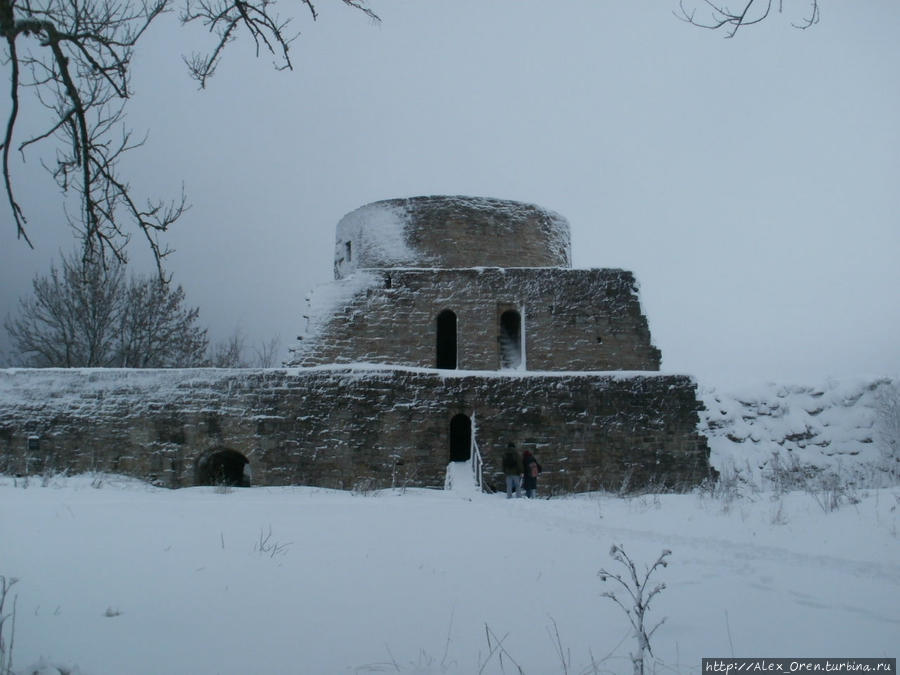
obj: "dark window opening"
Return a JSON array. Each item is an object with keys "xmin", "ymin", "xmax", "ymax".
[
  {"xmin": 383, "ymin": 273, "xmax": 392, "ymax": 289},
  {"xmin": 499, "ymin": 309, "xmax": 522, "ymax": 370},
  {"xmin": 345, "ymin": 241, "xmax": 352, "ymax": 262},
  {"xmin": 596, "ymin": 336, "xmax": 603, "ymax": 344},
  {"xmin": 436, "ymin": 309, "xmax": 457, "ymax": 369},
  {"xmin": 195, "ymin": 449, "xmax": 251, "ymax": 487},
  {"xmin": 449, "ymin": 414, "xmax": 471, "ymax": 462}
]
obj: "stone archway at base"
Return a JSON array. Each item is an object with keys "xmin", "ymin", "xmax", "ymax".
[{"xmin": 195, "ymin": 449, "xmax": 251, "ymax": 487}]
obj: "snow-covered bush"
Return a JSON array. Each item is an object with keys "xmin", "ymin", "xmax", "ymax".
[{"xmin": 598, "ymin": 546, "xmax": 671, "ymax": 675}]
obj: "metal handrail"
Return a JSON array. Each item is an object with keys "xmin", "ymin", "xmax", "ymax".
[{"xmin": 471, "ymin": 412, "xmax": 484, "ymax": 491}]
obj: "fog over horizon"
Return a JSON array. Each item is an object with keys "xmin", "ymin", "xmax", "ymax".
[{"xmin": 1, "ymin": 1, "xmax": 898, "ymax": 386}]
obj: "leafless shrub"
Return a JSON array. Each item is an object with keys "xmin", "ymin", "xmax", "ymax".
[
  {"xmin": 698, "ymin": 459, "xmax": 755, "ymax": 510},
  {"xmin": 874, "ymin": 381, "xmax": 900, "ymax": 484},
  {"xmin": 770, "ymin": 499, "xmax": 789, "ymax": 525},
  {"xmin": 352, "ymin": 477, "xmax": 378, "ymax": 496},
  {"xmin": 0, "ymin": 576, "xmax": 19, "ymax": 675},
  {"xmin": 478, "ymin": 623, "xmax": 525, "ymax": 675},
  {"xmin": 617, "ymin": 468, "xmax": 634, "ymax": 496},
  {"xmin": 253, "ymin": 337, "xmax": 283, "ymax": 368},
  {"xmin": 253, "ymin": 525, "xmax": 292, "ymax": 558},
  {"xmin": 356, "ymin": 612, "xmax": 456, "ymax": 673},
  {"xmin": 213, "ymin": 482, "xmax": 234, "ymax": 495},
  {"xmin": 207, "ymin": 329, "xmax": 283, "ymax": 368},
  {"xmin": 207, "ymin": 329, "xmax": 249, "ymax": 368},
  {"xmin": 546, "ymin": 616, "xmax": 572, "ymax": 675},
  {"xmin": 4, "ymin": 252, "xmax": 207, "ymax": 368},
  {"xmin": 764, "ymin": 451, "xmax": 818, "ymax": 495},
  {"xmin": 808, "ymin": 471, "xmax": 861, "ymax": 514},
  {"xmin": 598, "ymin": 546, "xmax": 671, "ymax": 675},
  {"xmin": 390, "ymin": 457, "xmax": 418, "ymax": 495},
  {"xmin": 760, "ymin": 452, "xmax": 863, "ymax": 513}
]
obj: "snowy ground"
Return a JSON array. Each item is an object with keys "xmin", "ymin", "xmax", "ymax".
[{"xmin": 2, "ymin": 472, "xmax": 898, "ymax": 674}]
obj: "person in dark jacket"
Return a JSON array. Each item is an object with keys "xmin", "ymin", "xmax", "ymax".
[
  {"xmin": 521, "ymin": 449, "xmax": 542, "ymax": 498},
  {"xmin": 501, "ymin": 443, "xmax": 523, "ymax": 498}
]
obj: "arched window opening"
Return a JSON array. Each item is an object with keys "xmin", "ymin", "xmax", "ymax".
[
  {"xmin": 195, "ymin": 449, "xmax": 251, "ymax": 487},
  {"xmin": 499, "ymin": 309, "xmax": 522, "ymax": 370},
  {"xmin": 449, "ymin": 414, "xmax": 472, "ymax": 462},
  {"xmin": 436, "ymin": 309, "xmax": 457, "ymax": 369}
]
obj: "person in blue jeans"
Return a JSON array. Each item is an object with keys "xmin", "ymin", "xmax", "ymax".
[
  {"xmin": 522, "ymin": 449, "xmax": 542, "ymax": 498},
  {"xmin": 501, "ymin": 443, "xmax": 523, "ymax": 498}
]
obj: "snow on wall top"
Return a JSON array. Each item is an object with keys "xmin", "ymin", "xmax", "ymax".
[
  {"xmin": 0, "ymin": 366, "xmax": 686, "ymax": 421},
  {"xmin": 334, "ymin": 196, "xmax": 571, "ymax": 278}
]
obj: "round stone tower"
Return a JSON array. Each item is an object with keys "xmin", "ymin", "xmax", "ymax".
[{"xmin": 334, "ymin": 195, "xmax": 572, "ymax": 279}]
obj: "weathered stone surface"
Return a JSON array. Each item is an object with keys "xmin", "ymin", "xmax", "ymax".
[
  {"xmin": 334, "ymin": 196, "xmax": 571, "ymax": 278},
  {"xmin": 0, "ymin": 368, "xmax": 711, "ymax": 493},
  {"xmin": 292, "ymin": 268, "xmax": 661, "ymax": 371},
  {"xmin": 0, "ymin": 196, "xmax": 715, "ymax": 493}
]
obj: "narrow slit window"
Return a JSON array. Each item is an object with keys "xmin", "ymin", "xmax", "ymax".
[
  {"xmin": 499, "ymin": 309, "xmax": 522, "ymax": 370},
  {"xmin": 436, "ymin": 309, "xmax": 457, "ymax": 369}
]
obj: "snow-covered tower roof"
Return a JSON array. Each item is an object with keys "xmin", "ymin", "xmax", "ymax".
[{"xmin": 333, "ymin": 195, "xmax": 572, "ymax": 279}]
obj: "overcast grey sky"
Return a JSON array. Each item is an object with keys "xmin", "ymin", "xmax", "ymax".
[{"xmin": 2, "ymin": 1, "xmax": 898, "ymax": 385}]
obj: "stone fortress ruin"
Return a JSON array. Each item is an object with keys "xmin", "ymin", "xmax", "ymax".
[{"xmin": 0, "ymin": 196, "xmax": 713, "ymax": 493}]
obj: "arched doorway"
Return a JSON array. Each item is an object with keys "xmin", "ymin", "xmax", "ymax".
[
  {"xmin": 499, "ymin": 309, "xmax": 522, "ymax": 369},
  {"xmin": 436, "ymin": 309, "xmax": 457, "ymax": 369},
  {"xmin": 195, "ymin": 449, "xmax": 251, "ymax": 487},
  {"xmin": 449, "ymin": 414, "xmax": 472, "ymax": 462}
]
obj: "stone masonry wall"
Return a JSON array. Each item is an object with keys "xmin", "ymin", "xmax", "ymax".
[
  {"xmin": 293, "ymin": 268, "xmax": 661, "ymax": 371},
  {"xmin": 0, "ymin": 367, "xmax": 710, "ymax": 493},
  {"xmin": 334, "ymin": 196, "xmax": 571, "ymax": 277}
]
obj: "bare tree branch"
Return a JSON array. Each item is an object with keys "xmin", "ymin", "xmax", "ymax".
[
  {"xmin": 791, "ymin": 0, "xmax": 819, "ymax": 29},
  {"xmin": 675, "ymin": 0, "xmax": 819, "ymax": 37},
  {"xmin": 2, "ymin": 28, "xmax": 31, "ymax": 246},
  {"xmin": 1, "ymin": 0, "xmax": 379, "ymax": 270},
  {"xmin": 181, "ymin": 0, "xmax": 379, "ymax": 88}
]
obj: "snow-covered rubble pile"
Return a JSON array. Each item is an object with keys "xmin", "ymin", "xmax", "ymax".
[{"xmin": 699, "ymin": 377, "xmax": 898, "ymax": 485}]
